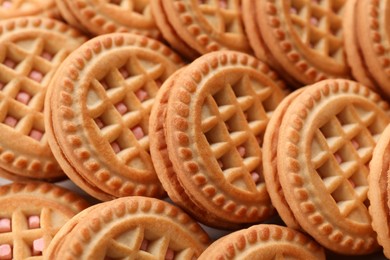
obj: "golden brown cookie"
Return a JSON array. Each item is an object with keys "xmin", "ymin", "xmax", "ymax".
[
  {"xmin": 45, "ymin": 33, "xmax": 183, "ymax": 201},
  {"xmin": 0, "ymin": 17, "xmax": 86, "ymax": 181},
  {"xmin": 0, "ymin": 0, "xmax": 59, "ymax": 19},
  {"xmin": 262, "ymin": 88, "xmax": 305, "ymax": 229},
  {"xmin": 56, "ymin": 0, "xmax": 160, "ymax": 38},
  {"xmin": 150, "ymin": 0, "xmax": 198, "ymax": 60},
  {"xmin": 0, "ymin": 182, "xmax": 89, "ymax": 260},
  {"xmin": 354, "ymin": 0, "xmax": 390, "ymax": 97},
  {"xmin": 198, "ymin": 224, "xmax": 326, "ymax": 259},
  {"xmin": 255, "ymin": 0, "xmax": 350, "ymax": 84},
  {"xmin": 150, "ymin": 50, "xmax": 287, "ymax": 228},
  {"xmin": 157, "ymin": 0, "xmax": 251, "ymax": 56},
  {"xmin": 368, "ymin": 124, "xmax": 390, "ymax": 258},
  {"xmin": 44, "ymin": 196, "xmax": 210, "ymax": 259},
  {"xmin": 277, "ymin": 79, "xmax": 390, "ymax": 254}
]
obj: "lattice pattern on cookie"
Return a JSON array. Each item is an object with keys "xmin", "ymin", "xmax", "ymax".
[
  {"xmin": 310, "ymin": 104, "xmax": 384, "ymax": 223},
  {"xmin": 0, "ymin": 209, "xmax": 60, "ymax": 259},
  {"xmin": 198, "ymin": 0, "xmax": 244, "ymax": 35},
  {"xmin": 108, "ymin": 0, "xmax": 149, "ymax": 15},
  {"xmin": 87, "ymin": 55, "xmax": 164, "ymax": 169},
  {"xmin": 104, "ymin": 226, "xmax": 195, "ymax": 259},
  {"xmin": 289, "ymin": 0, "xmax": 345, "ymax": 61},
  {"xmin": 0, "ymin": 0, "xmax": 52, "ymax": 10},
  {"xmin": 201, "ymin": 75, "xmax": 277, "ymax": 193},
  {"xmin": 0, "ymin": 37, "xmax": 69, "ymax": 143}
]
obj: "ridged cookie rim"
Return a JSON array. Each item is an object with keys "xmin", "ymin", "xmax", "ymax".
[
  {"xmin": 165, "ymin": 50, "xmax": 286, "ymax": 223},
  {"xmin": 277, "ymin": 79, "xmax": 389, "ymax": 254},
  {"xmin": 45, "ymin": 33, "xmax": 183, "ymax": 200}
]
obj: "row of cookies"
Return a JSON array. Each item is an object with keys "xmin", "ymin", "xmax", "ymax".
[{"xmin": 1, "ymin": 1, "xmax": 388, "ymax": 99}]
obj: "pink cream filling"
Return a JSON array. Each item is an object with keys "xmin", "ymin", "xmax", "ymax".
[
  {"xmin": 0, "ymin": 244, "xmax": 11, "ymax": 259},
  {"xmin": 95, "ymin": 118, "xmax": 105, "ymax": 129},
  {"xmin": 4, "ymin": 116, "xmax": 17, "ymax": 128},
  {"xmin": 29, "ymin": 129, "xmax": 43, "ymax": 141},
  {"xmin": 352, "ymin": 139, "xmax": 359, "ymax": 149},
  {"xmin": 334, "ymin": 153, "xmax": 343, "ymax": 164},
  {"xmin": 251, "ymin": 172, "xmax": 260, "ymax": 183},
  {"xmin": 0, "ymin": 219, "xmax": 11, "ymax": 233},
  {"xmin": 310, "ymin": 17, "xmax": 319, "ymax": 26},
  {"xmin": 132, "ymin": 126, "xmax": 144, "ymax": 140},
  {"xmin": 16, "ymin": 91, "xmax": 31, "ymax": 105},
  {"xmin": 135, "ymin": 89, "xmax": 148, "ymax": 102},
  {"xmin": 237, "ymin": 146, "xmax": 246, "ymax": 157},
  {"xmin": 41, "ymin": 52, "xmax": 53, "ymax": 61},
  {"xmin": 4, "ymin": 58, "xmax": 16, "ymax": 69},
  {"xmin": 115, "ymin": 102, "xmax": 128, "ymax": 115},
  {"xmin": 32, "ymin": 238, "xmax": 44, "ymax": 256},
  {"xmin": 217, "ymin": 160, "xmax": 223, "ymax": 169},
  {"xmin": 28, "ymin": 216, "xmax": 40, "ymax": 229},
  {"xmin": 165, "ymin": 248, "xmax": 175, "ymax": 260},
  {"xmin": 140, "ymin": 239, "xmax": 148, "ymax": 251},
  {"xmin": 119, "ymin": 67, "xmax": 129, "ymax": 79},
  {"xmin": 111, "ymin": 142, "xmax": 121, "ymax": 154},
  {"xmin": 290, "ymin": 7, "xmax": 297, "ymax": 14},
  {"xmin": 219, "ymin": 0, "xmax": 227, "ymax": 8},
  {"xmin": 29, "ymin": 70, "xmax": 43, "ymax": 83}
]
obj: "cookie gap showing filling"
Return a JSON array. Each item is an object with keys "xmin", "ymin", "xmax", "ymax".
[
  {"xmin": 0, "ymin": 218, "xmax": 11, "ymax": 233},
  {"xmin": 27, "ymin": 215, "xmax": 40, "ymax": 229},
  {"xmin": 2, "ymin": 111, "xmax": 20, "ymax": 129},
  {"xmin": 0, "ymin": 244, "xmax": 12, "ymax": 260},
  {"xmin": 138, "ymin": 238, "xmax": 177, "ymax": 260},
  {"xmin": 1, "ymin": 0, "xmax": 11, "ymax": 9},
  {"xmin": 28, "ymin": 69, "xmax": 44, "ymax": 83},
  {"xmin": 31, "ymin": 238, "xmax": 44, "ymax": 256}
]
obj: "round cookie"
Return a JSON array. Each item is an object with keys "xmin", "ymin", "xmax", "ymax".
[
  {"xmin": 277, "ymin": 79, "xmax": 390, "ymax": 254},
  {"xmin": 355, "ymin": 0, "xmax": 390, "ymax": 97},
  {"xmin": 45, "ymin": 33, "xmax": 183, "ymax": 201},
  {"xmin": 0, "ymin": 17, "xmax": 86, "ymax": 181},
  {"xmin": 44, "ymin": 196, "xmax": 210, "ymax": 259},
  {"xmin": 0, "ymin": 0, "xmax": 59, "ymax": 20},
  {"xmin": 150, "ymin": 0, "xmax": 198, "ymax": 60},
  {"xmin": 255, "ymin": 0, "xmax": 350, "ymax": 84},
  {"xmin": 368, "ymin": 124, "xmax": 390, "ymax": 258},
  {"xmin": 262, "ymin": 88, "xmax": 305, "ymax": 229},
  {"xmin": 0, "ymin": 182, "xmax": 90, "ymax": 260},
  {"xmin": 150, "ymin": 50, "xmax": 287, "ymax": 228},
  {"xmin": 55, "ymin": 0, "xmax": 160, "ymax": 38},
  {"xmin": 159, "ymin": 0, "xmax": 251, "ymax": 55},
  {"xmin": 198, "ymin": 224, "xmax": 325, "ymax": 259}
]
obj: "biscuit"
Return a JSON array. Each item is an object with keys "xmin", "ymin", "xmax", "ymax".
[
  {"xmin": 150, "ymin": 0, "xmax": 199, "ymax": 60},
  {"xmin": 198, "ymin": 224, "xmax": 325, "ymax": 259},
  {"xmin": 262, "ymin": 88, "xmax": 305, "ymax": 229},
  {"xmin": 0, "ymin": 0, "xmax": 59, "ymax": 20},
  {"xmin": 353, "ymin": 0, "xmax": 390, "ymax": 97},
  {"xmin": 55, "ymin": 0, "xmax": 160, "ymax": 38},
  {"xmin": 154, "ymin": 0, "xmax": 251, "ymax": 56},
  {"xmin": 150, "ymin": 50, "xmax": 287, "ymax": 228},
  {"xmin": 277, "ymin": 79, "xmax": 390, "ymax": 254},
  {"xmin": 44, "ymin": 196, "xmax": 210, "ymax": 259},
  {"xmin": 368, "ymin": 124, "xmax": 390, "ymax": 258},
  {"xmin": 0, "ymin": 17, "xmax": 86, "ymax": 181},
  {"xmin": 45, "ymin": 33, "xmax": 184, "ymax": 201},
  {"xmin": 254, "ymin": 0, "xmax": 350, "ymax": 84},
  {"xmin": 0, "ymin": 182, "xmax": 89, "ymax": 260}
]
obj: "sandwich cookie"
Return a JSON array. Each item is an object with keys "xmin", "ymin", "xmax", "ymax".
[
  {"xmin": 45, "ymin": 33, "xmax": 184, "ymax": 201},
  {"xmin": 0, "ymin": 17, "xmax": 86, "ymax": 181},
  {"xmin": 0, "ymin": 182, "xmax": 89, "ymax": 260}
]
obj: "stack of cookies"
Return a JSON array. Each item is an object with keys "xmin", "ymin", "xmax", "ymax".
[{"xmin": 0, "ymin": 1, "xmax": 389, "ymax": 259}]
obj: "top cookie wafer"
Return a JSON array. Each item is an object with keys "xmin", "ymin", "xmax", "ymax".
[
  {"xmin": 277, "ymin": 79, "xmax": 390, "ymax": 254},
  {"xmin": 155, "ymin": 51, "xmax": 287, "ymax": 227},
  {"xmin": 45, "ymin": 33, "xmax": 183, "ymax": 201},
  {"xmin": 45, "ymin": 196, "xmax": 210, "ymax": 259},
  {"xmin": 0, "ymin": 17, "xmax": 86, "ymax": 181},
  {"xmin": 56, "ymin": 0, "xmax": 160, "ymax": 38},
  {"xmin": 0, "ymin": 0, "xmax": 58, "ymax": 19},
  {"xmin": 256, "ymin": 0, "xmax": 349, "ymax": 84},
  {"xmin": 160, "ymin": 0, "xmax": 251, "ymax": 55},
  {"xmin": 0, "ymin": 182, "xmax": 89, "ymax": 260},
  {"xmin": 368, "ymin": 124, "xmax": 390, "ymax": 258},
  {"xmin": 355, "ymin": 0, "xmax": 390, "ymax": 97}
]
